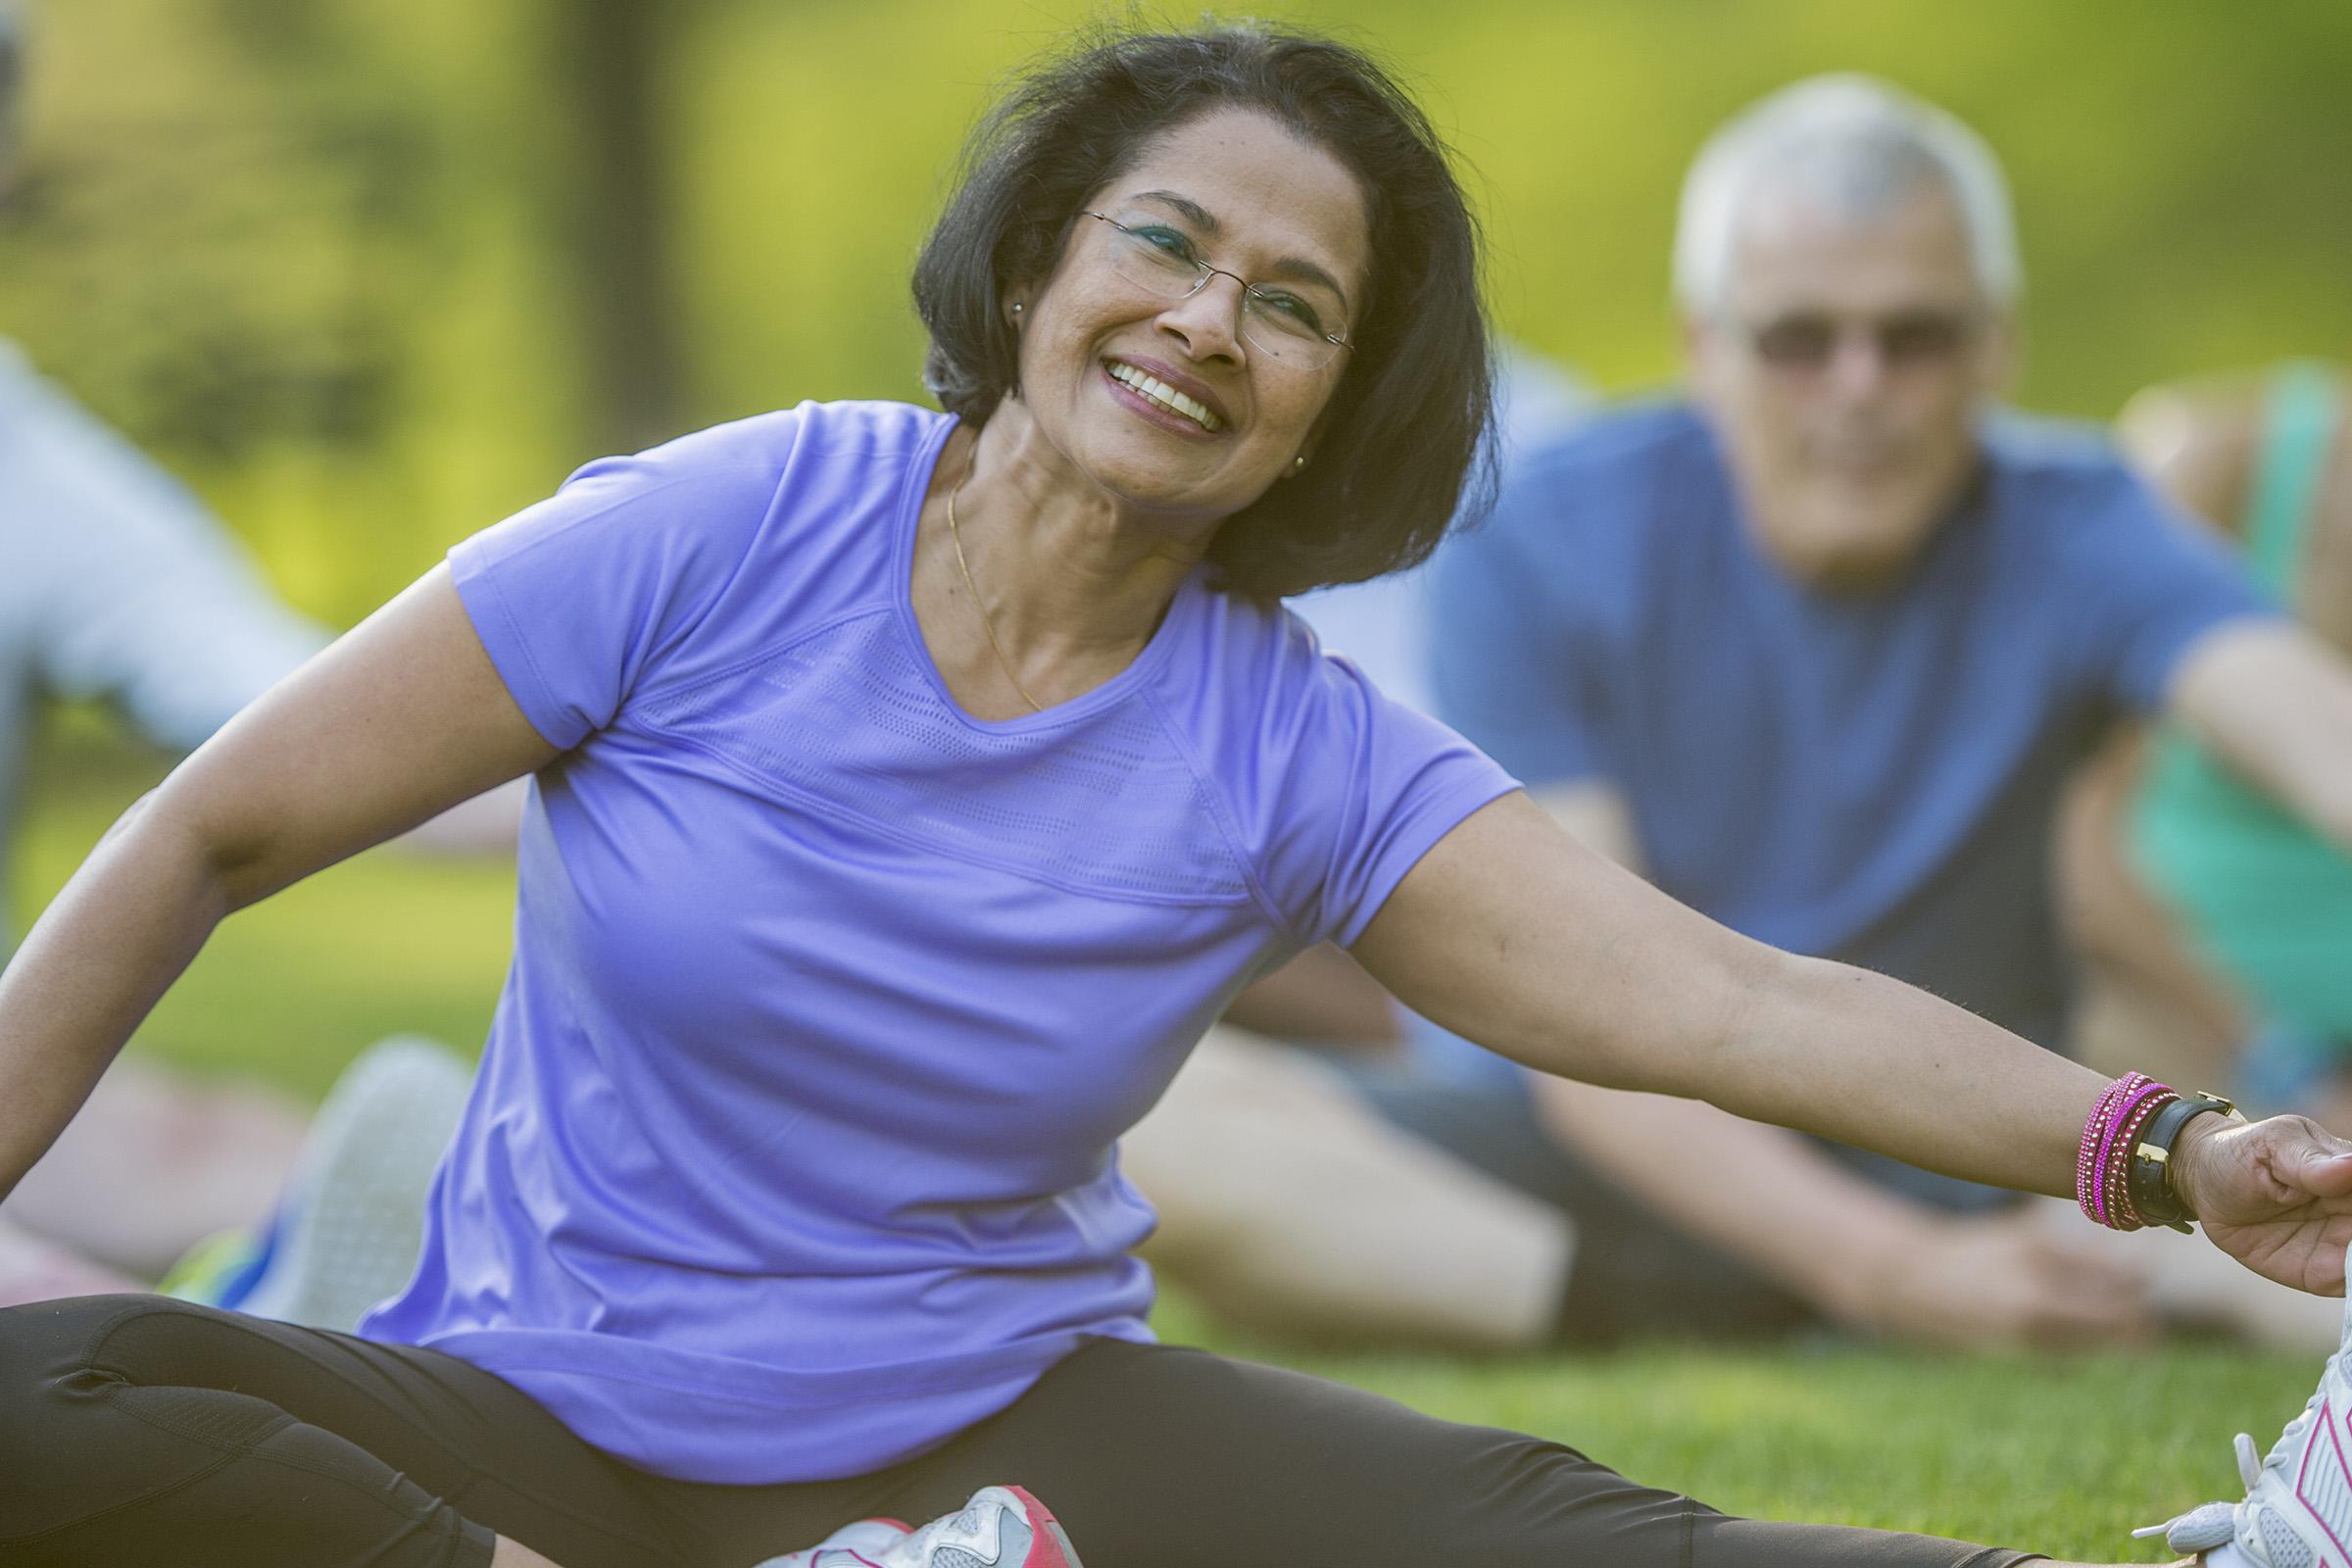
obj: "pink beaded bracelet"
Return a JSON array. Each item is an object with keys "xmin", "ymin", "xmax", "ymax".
[
  {"xmin": 2077, "ymin": 1074, "xmax": 2147, "ymax": 1226},
  {"xmin": 2078, "ymin": 1073, "xmax": 2180, "ymax": 1231}
]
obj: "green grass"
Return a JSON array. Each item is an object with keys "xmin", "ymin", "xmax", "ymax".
[{"xmin": 14, "ymin": 729, "xmax": 2321, "ymax": 1562}]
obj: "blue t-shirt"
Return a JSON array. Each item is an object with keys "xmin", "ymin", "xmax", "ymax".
[
  {"xmin": 360, "ymin": 400, "xmax": 1514, "ymax": 1484},
  {"xmin": 1428, "ymin": 399, "xmax": 2274, "ymax": 1060}
]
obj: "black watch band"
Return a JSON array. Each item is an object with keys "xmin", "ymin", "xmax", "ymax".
[{"xmin": 2127, "ymin": 1092, "xmax": 2241, "ymax": 1234}]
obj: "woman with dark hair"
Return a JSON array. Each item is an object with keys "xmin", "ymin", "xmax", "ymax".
[{"xmin": 0, "ymin": 22, "xmax": 2346, "ymax": 1568}]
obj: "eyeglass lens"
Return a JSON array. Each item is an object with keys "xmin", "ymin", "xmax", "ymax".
[
  {"xmin": 1748, "ymin": 312, "xmax": 1977, "ymax": 371},
  {"xmin": 1092, "ymin": 214, "xmax": 1346, "ymax": 367}
]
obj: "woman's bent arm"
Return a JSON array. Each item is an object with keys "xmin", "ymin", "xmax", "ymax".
[{"xmin": 0, "ymin": 566, "xmax": 555, "ymax": 1199}]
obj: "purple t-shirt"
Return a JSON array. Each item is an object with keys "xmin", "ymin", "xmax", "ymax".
[{"xmin": 361, "ymin": 400, "xmax": 1513, "ymax": 1483}]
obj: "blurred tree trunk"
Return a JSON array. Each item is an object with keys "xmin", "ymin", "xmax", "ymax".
[{"xmin": 546, "ymin": 0, "xmax": 690, "ymax": 452}]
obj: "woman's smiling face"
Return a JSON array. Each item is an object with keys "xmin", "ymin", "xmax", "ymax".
[{"xmin": 1009, "ymin": 107, "xmax": 1372, "ymax": 530}]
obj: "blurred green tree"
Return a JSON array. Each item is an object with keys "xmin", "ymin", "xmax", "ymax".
[{"xmin": 1, "ymin": 0, "xmax": 2347, "ymax": 619}]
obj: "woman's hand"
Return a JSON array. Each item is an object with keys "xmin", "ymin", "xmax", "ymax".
[{"xmin": 2182, "ymin": 1112, "xmax": 2352, "ymax": 1293}]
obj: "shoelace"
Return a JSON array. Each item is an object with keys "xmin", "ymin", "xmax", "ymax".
[
  {"xmin": 884, "ymin": 1498, "xmax": 996, "ymax": 1566},
  {"xmin": 2132, "ymin": 1369, "xmax": 2334, "ymax": 1551}
]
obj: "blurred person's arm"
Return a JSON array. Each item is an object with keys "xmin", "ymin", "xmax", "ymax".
[
  {"xmin": 0, "ymin": 567, "xmax": 554, "ymax": 1200},
  {"xmin": 2163, "ymin": 619, "xmax": 2352, "ymax": 853},
  {"xmin": 20, "ymin": 379, "xmax": 526, "ymax": 857},
  {"xmin": 23, "ymin": 373, "xmax": 329, "ymax": 754},
  {"xmin": 2117, "ymin": 375, "xmax": 2260, "ymax": 545},
  {"xmin": 2123, "ymin": 372, "xmax": 2352, "ymax": 857}
]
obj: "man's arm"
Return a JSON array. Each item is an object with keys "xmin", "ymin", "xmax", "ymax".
[{"xmin": 2166, "ymin": 619, "xmax": 2352, "ymax": 852}]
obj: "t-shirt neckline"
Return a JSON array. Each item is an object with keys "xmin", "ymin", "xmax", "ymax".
[{"xmin": 891, "ymin": 413, "xmax": 1200, "ymax": 734}]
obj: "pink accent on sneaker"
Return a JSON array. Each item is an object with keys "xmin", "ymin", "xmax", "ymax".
[
  {"xmin": 999, "ymin": 1487, "xmax": 1082, "ymax": 1568},
  {"xmin": 2296, "ymin": 1398, "xmax": 2352, "ymax": 1564}
]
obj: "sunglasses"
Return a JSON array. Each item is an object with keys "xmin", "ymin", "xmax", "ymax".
[{"xmin": 1736, "ymin": 310, "xmax": 1985, "ymax": 373}]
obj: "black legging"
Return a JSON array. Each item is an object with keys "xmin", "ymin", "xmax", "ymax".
[{"xmin": 0, "ymin": 1296, "xmax": 2039, "ymax": 1568}]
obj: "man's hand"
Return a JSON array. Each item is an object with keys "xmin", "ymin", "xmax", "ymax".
[
  {"xmin": 2181, "ymin": 1112, "xmax": 2352, "ymax": 1292},
  {"xmin": 1841, "ymin": 1208, "xmax": 2157, "ymax": 1349}
]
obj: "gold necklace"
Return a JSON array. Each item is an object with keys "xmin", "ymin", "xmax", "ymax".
[{"xmin": 944, "ymin": 444, "xmax": 1046, "ymax": 714}]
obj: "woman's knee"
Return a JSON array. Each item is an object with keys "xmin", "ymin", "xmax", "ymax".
[
  {"xmin": 0, "ymin": 1292, "xmax": 162, "ymax": 1393},
  {"xmin": 0, "ymin": 1296, "xmax": 226, "ymax": 1534}
]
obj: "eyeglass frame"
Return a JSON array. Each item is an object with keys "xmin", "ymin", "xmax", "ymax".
[{"xmin": 1075, "ymin": 210, "xmax": 1354, "ymax": 368}]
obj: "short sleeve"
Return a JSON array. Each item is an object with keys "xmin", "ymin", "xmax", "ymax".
[
  {"xmin": 1258, "ymin": 647, "xmax": 1518, "ymax": 949},
  {"xmin": 2055, "ymin": 474, "xmax": 2280, "ymax": 712},
  {"xmin": 1426, "ymin": 451, "xmax": 1618, "ymax": 786},
  {"xmin": 449, "ymin": 429, "xmax": 793, "ymax": 751}
]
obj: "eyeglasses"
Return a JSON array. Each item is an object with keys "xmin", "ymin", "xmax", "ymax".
[
  {"xmin": 1079, "ymin": 211, "xmax": 1352, "ymax": 371},
  {"xmin": 1737, "ymin": 310, "xmax": 1984, "ymax": 375}
]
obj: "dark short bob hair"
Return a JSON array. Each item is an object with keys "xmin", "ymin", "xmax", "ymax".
[{"xmin": 912, "ymin": 22, "xmax": 1494, "ymax": 602}]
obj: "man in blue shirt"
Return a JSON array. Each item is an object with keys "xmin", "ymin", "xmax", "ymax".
[{"xmin": 1412, "ymin": 74, "xmax": 2352, "ymax": 1348}]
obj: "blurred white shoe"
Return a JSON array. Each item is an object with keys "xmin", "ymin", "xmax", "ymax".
[
  {"xmin": 233, "ymin": 1036, "xmax": 472, "ymax": 1332},
  {"xmin": 757, "ymin": 1486, "xmax": 1081, "ymax": 1568},
  {"xmin": 2138, "ymin": 1241, "xmax": 2352, "ymax": 1564}
]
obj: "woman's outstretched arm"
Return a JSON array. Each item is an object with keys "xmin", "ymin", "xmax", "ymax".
[
  {"xmin": 1352, "ymin": 791, "xmax": 2352, "ymax": 1292},
  {"xmin": 0, "ymin": 565, "xmax": 554, "ymax": 1202}
]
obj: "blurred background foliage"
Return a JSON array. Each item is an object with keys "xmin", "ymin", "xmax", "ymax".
[{"xmin": 4, "ymin": 0, "xmax": 2351, "ymax": 628}]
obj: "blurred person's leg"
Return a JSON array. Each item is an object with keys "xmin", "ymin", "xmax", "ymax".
[
  {"xmin": 1347, "ymin": 1048, "xmax": 2344, "ymax": 1352},
  {"xmin": 0, "ymin": 1209, "xmax": 142, "ymax": 1306},
  {"xmin": 1338, "ymin": 1057, "xmax": 1819, "ymax": 1345},
  {"xmin": 2060, "ymin": 723, "xmax": 2352, "ymax": 1134},
  {"xmin": 1, "ymin": 1039, "xmax": 471, "ymax": 1329},
  {"xmin": 2057, "ymin": 725, "xmax": 2245, "ymax": 1091},
  {"xmin": 1, "ymin": 1053, "xmax": 307, "ymax": 1280},
  {"xmin": 1120, "ymin": 1025, "xmax": 1571, "ymax": 1348}
]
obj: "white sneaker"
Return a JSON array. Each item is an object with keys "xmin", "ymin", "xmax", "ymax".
[
  {"xmin": 2138, "ymin": 1242, "xmax": 2352, "ymax": 1565},
  {"xmin": 236, "ymin": 1036, "xmax": 473, "ymax": 1333},
  {"xmin": 756, "ymin": 1486, "xmax": 1082, "ymax": 1568}
]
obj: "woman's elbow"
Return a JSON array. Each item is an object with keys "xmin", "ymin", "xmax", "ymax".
[{"xmin": 117, "ymin": 780, "xmax": 275, "ymax": 916}]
